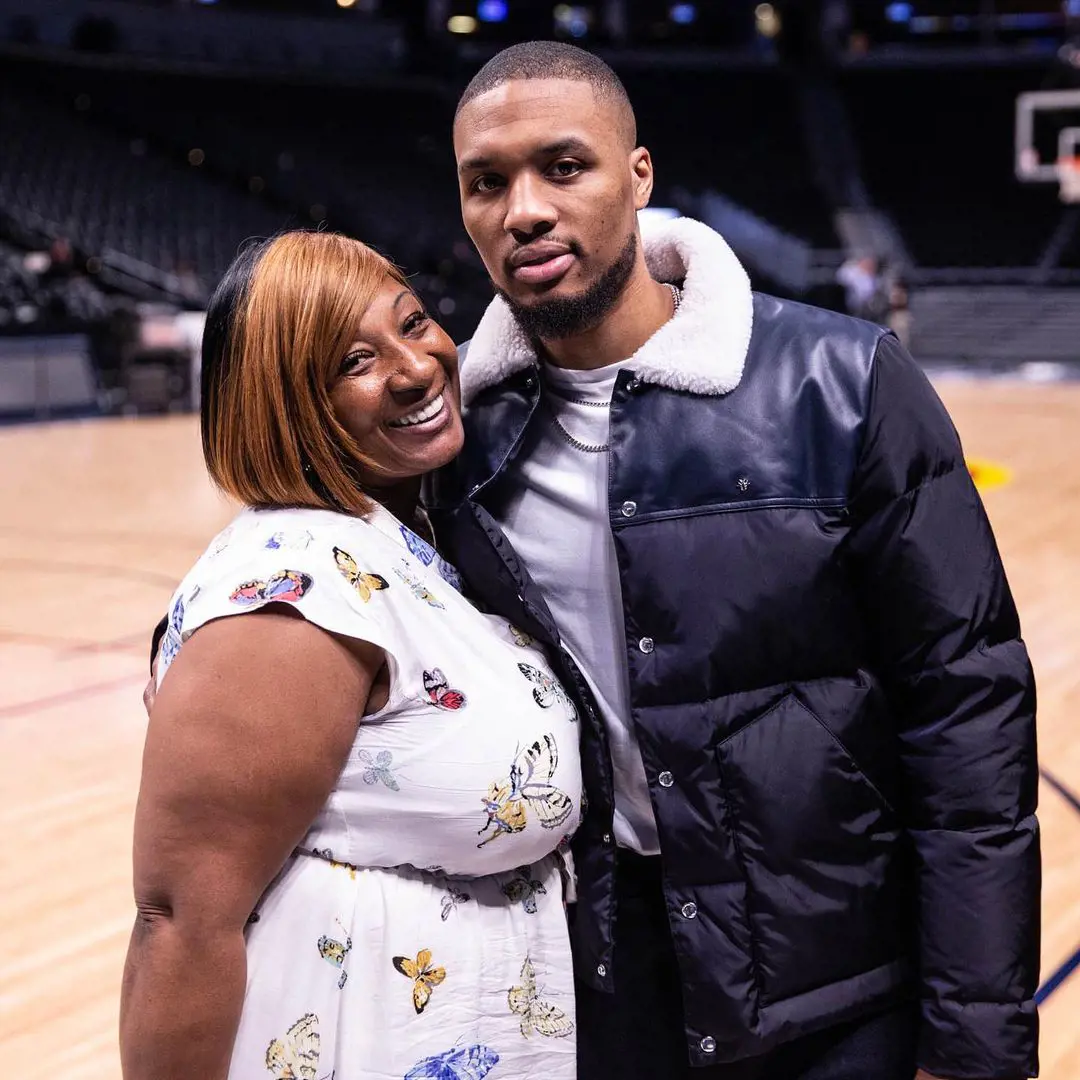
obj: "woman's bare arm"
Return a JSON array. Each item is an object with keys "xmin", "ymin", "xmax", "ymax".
[{"xmin": 120, "ymin": 607, "xmax": 380, "ymax": 1080}]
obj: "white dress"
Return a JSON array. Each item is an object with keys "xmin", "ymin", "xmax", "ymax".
[{"xmin": 156, "ymin": 503, "xmax": 582, "ymax": 1080}]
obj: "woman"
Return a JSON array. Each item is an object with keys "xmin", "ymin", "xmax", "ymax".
[{"xmin": 120, "ymin": 232, "xmax": 581, "ymax": 1080}]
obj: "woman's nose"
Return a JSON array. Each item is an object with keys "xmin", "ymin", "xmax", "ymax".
[{"xmin": 388, "ymin": 346, "xmax": 439, "ymax": 398}]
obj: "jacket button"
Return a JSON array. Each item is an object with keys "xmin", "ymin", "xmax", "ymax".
[
  {"xmin": 627, "ymin": 376, "xmax": 642, "ymax": 392},
  {"xmin": 638, "ymin": 637, "xmax": 655, "ymax": 654},
  {"xmin": 658, "ymin": 770, "xmax": 674, "ymax": 788},
  {"xmin": 597, "ymin": 963, "xmax": 607, "ymax": 977},
  {"xmin": 681, "ymin": 902, "xmax": 698, "ymax": 919},
  {"xmin": 602, "ymin": 832, "xmax": 612, "ymax": 844},
  {"xmin": 523, "ymin": 373, "xmax": 536, "ymax": 389},
  {"xmin": 700, "ymin": 1036, "xmax": 717, "ymax": 1054},
  {"xmin": 620, "ymin": 500, "xmax": 637, "ymax": 517}
]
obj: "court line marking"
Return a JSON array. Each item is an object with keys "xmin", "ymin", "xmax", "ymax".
[
  {"xmin": 1041, "ymin": 768, "xmax": 1080, "ymax": 817},
  {"xmin": 1036, "ymin": 768, "xmax": 1080, "ymax": 1006},
  {"xmin": 4, "ymin": 555, "xmax": 178, "ymax": 588},
  {"xmin": 0, "ymin": 523, "xmax": 215, "ymax": 547},
  {"xmin": 1036, "ymin": 949, "xmax": 1080, "ymax": 1006},
  {"xmin": 0, "ymin": 629, "xmax": 148, "ymax": 656},
  {"xmin": 0, "ymin": 673, "xmax": 145, "ymax": 720}
]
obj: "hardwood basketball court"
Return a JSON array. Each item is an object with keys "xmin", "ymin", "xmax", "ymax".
[{"xmin": 1, "ymin": 377, "xmax": 1078, "ymax": 1078}]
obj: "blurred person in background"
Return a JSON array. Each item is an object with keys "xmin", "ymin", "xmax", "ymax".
[
  {"xmin": 426, "ymin": 40, "xmax": 1040, "ymax": 1080},
  {"xmin": 124, "ymin": 231, "xmax": 581, "ymax": 1080},
  {"xmin": 886, "ymin": 270, "xmax": 913, "ymax": 352},
  {"xmin": 836, "ymin": 251, "xmax": 886, "ymax": 321}
]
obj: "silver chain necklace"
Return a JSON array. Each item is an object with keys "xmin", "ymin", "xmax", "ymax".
[
  {"xmin": 545, "ymin": 399, "xmax": 612, "ymax": 453},
  {"xmin": 546, "ymin": 283, "xmax": 681, "ymax": 454}
]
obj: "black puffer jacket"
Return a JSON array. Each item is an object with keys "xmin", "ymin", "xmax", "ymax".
[{"xmin": 426, "ymin": 223, "xmax": 1039, "ymax": 1079}]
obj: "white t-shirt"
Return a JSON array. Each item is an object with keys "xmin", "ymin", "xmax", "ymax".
[{"xmin": 496, "ymin": 359, "xmax": 660, "ymax": 855}]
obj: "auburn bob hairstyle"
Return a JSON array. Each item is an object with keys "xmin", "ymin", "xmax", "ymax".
[{"xmin": 200, "ymin": 230, "xmax": 408, "ymax": 515}]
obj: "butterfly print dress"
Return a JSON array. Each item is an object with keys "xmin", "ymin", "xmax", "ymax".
[{"xmin": 157, "ymin": 505, "xmax": 581, "ymax": 1080}]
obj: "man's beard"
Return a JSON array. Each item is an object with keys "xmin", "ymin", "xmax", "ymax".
[{"xmin": 497, "ymin": 231, "xmax": 638, "ymax": 342}]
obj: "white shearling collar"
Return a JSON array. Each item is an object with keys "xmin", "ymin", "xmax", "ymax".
[{"xmin": 459, "ymin": 215, "xmax": 754, "ymax": 403}]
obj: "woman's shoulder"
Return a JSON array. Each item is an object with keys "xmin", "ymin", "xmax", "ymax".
[
  {"xmin": 158, "ymin": 506, "xmax": 406, "ymax": 684},
  {"xmin": 196, "ymin": 506, "xmax": 389, "ymax": 566},
  {"xmin": 173, "ymin": 506, "xmax": 400, "ymax": 623}
]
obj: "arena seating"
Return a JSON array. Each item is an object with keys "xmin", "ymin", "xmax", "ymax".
[
  {"xmin": 0, "ymin": 89, "xmax": 292, "ymax": 298},
  {"xmin": 624, "ymin": 68, "xmax": 840, "ymax": 249},
  {"xmin": 0, "ymin": 238, "xmax": 113, "ymax": 332},
  {"xmin": 1, "ymin": 53, "xmax": 1074, "ymax": 352}
]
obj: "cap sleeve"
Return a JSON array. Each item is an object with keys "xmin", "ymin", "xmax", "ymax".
[{"xmin": 157, "ymin": 513, "xmax": 401, "ymax": 688}]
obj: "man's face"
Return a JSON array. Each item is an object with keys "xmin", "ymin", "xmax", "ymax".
[{"xmin": 454, "ymin": 79, "xmax": 653, "ymax": 337}]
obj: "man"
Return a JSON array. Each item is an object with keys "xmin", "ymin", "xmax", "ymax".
[
  {"xmin": 425, "ymin": 40, "xmax": 1039, "ymax": 1080},
  {"xmin": 147, "ymin": 39, "xmax": 1038, "ymax": 1080}
]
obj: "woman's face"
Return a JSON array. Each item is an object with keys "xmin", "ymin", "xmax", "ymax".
[{"xmin": 329, "ymin": 278, "xmax": 464, "ymax": 488}]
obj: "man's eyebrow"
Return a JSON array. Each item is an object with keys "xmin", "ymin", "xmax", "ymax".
[
  {"xmin": 458, "ymin": 136, "xmax": 593, "ymax": 175},
  {"xmin": 458, "ymin": 153, "xmax": 493, "ymax": 175},
  {"xmin": 538, "ymin": 137, "xmax": 592, "ymax": 158}
]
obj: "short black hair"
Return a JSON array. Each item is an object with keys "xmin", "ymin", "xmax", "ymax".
[{"xmin": 455, "ymin": 40, "xmax": 636, "ymax": 146}]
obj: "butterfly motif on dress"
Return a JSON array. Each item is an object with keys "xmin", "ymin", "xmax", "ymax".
[
  {"xmin": 159, "ymin": 593, "xmax": 185, "ymax": 670},
  {"xmin": 265, "ymin": 1012, "xmax": 323, "ymax": 1079},
  {"xmin": 230, "ymin": 570, "xmax": 313, "ymax": 607},
  {"xmin": 317, "ymin": 918, "xmax": 352, "ymax": 988},
  {"xmin": 509, "ymin": 624, "xmax": 534, "ymax": 648},
  {"xmin": 423, "ymin": 668, "xmax": 467, "ymax": 711},
  {"xmin": 517, "ymin": 663, "xmax": 577, "ymax": 723},
  {"xmin": 501, "ymin": 866, "xmax": 548, "ymax": 914},
  {"xmin": 393, "ymin": 564, "xmax": 445, "ymax": 609},
  {"xmin": 478, "ymin": 734, "xmax": 574, "ymax": 847},
  {"xmin": 399, "ymin": 524, "xmax": 464, "ymax": 593},
  {"xmin": 404, "ymin": 1043, "xmax": 500, "ymax": 1080},
  {"xmin": 400, "ymin": 523, "xmax": 437, "ymax": 566},
  {"xmin": 208, "ymin": 525, "xmax": 233, "ymax": 558},
  {"xmin": 392, "ymin": 948, "xmax": 447, "ymax": 1014},
  {"xmin": 266, "ymin": 530, "xmax": 313, "ymax": 551},
  {"xmin": 440, "ymin": 882, "xmax": 471, "ymax": 921},
  {"xmin": 357, "ymin": 748, "xmax": 399, "ymax": 791},
  {"xmin": 310, "ymin": 847, "xmax": 358, "ymax": 879},
  {"xmin": 507, "ymin": 956, "xmax": 574, "ymax": 1039},
  {"xmin": 333, "ymin": 546, "xmax": 389, "ymax": 603}
]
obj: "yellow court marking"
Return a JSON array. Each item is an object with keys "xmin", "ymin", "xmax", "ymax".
[{"xmin": 966, "ymin": 458, "xmax": 1012, "ymax": 492}]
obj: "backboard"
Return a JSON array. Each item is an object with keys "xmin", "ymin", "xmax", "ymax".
[{"xmin": 1016, "ymin": 88, "xmax": 1080, "ymax": 204}]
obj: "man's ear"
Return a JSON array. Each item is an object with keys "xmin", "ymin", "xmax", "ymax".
[{"xmin": 630, "ymin": 148, "xmax": 654, "ymax": 211}]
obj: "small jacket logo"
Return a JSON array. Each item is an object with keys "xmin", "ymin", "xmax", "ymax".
[{"xmin": 737, "ymin": 477, "xmax": 751, "ymax": 493}]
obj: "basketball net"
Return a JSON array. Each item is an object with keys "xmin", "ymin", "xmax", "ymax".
[{"xmin": 1057, "ymin": 157, "xmax": 1080, "ymax": 204}]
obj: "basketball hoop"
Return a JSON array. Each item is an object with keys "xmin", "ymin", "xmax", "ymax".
[{"xmin": 1057, "ymin": 156, "xmax": 1080, "ymax": 204}]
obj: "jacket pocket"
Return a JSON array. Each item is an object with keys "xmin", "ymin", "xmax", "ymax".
[{"xmin": 715, "ymin": 690, "xmax": 907, "ymax": 1005}]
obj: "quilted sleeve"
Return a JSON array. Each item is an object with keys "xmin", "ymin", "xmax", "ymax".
[{"xmin": 845, "ymin": 334, "xmax": 1040, "ymax": 1080}]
